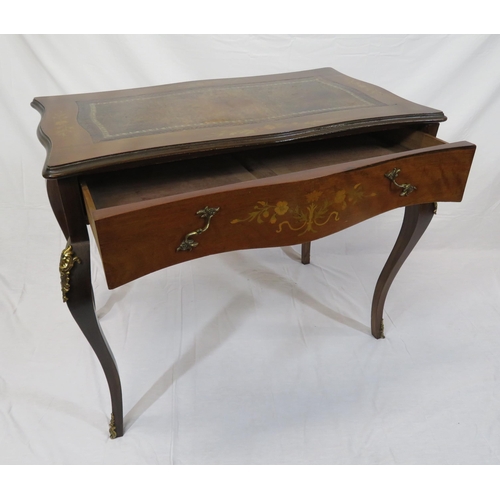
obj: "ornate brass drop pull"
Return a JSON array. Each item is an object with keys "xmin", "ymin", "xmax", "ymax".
[
  {"xmin": 177, "ymin": 206, "xmax": 220, "ymax": 251},
  {"xmin": 384, "ymin": 168, "xmax": 417, "ymax": 196}
]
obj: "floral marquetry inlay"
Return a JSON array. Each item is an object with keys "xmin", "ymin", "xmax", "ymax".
[
  {"xmin": 53, "ymin": 112, "xmax": 74, "ymax": 137},
  {"xmin": 231, "ymin": 184, "xmax": 376, "ymax": 235}
]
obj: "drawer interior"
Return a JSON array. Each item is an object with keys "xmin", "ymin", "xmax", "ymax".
[{"xmin": 82, "ymin": 128, "xmax": 445, "ymax": 210}]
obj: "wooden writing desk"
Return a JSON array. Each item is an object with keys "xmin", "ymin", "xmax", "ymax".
[{"xmin": 32, "ymin": 68, "xmax": 475, "ymax": 438}]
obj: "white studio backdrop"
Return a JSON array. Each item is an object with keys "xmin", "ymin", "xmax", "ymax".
[{"xmin": 1, "ymin": 34, "xmax": 500, "ymax": 464}]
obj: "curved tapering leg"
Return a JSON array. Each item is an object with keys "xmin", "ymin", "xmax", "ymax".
[
  {"xmin": 63, "ymin": 239, "xmax": 124, "ymax": 437},
  {"xmin": 371, "ymin": 203, "xmax": 435, "ymax": 339},
  {"xmin": 301, "ymin": 242, "xmax": 311, "ymax": 265},
  {"xmin": 55, "ymin": 178, "xmax": 123, "ymax": 438}
]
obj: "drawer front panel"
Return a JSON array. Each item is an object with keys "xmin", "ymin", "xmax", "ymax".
[{"xmin": 92, "ymin": 144, "xmax": 474, "ymax": 288}]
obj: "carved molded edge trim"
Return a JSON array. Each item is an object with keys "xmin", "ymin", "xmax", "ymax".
[{"xmin": 38, "ymin": 115, "xmax": 448, "ymax": 179}]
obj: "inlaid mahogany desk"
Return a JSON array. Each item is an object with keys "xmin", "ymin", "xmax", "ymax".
[{"xmin": 32, "ymin": 68, "xmax": 475, "ymax": 438}]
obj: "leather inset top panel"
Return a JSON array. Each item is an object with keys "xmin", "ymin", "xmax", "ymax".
[{"xmin": 76, "ymin": 77, "xmax": 383, "ymax": 142}]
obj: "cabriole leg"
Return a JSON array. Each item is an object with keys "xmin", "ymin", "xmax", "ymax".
[
  {"xmin": 53, "ymin": 178, "xmax": 123, "ymax": 438},
  {"xmin": 371, "ymin": 203, "xmax": 435, "ymax": 339},
  {"xmin": 60, "ymin": 238, "xmax": 124, "ymax": 438},
  {"xmin": 301, "ymin": 242, "xmax": 311, "ymax": 265}
]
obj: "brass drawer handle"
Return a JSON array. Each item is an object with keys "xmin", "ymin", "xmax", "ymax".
[
  {"xmin": 384, "ymin": 168, "xmax": 417, "ymax": 196},
  {"xmin": 177, "ymin": 206, "xmax": 220, "ymax": 251}
]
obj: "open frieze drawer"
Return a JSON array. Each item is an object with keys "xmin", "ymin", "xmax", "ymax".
[{"xmin": 81, "ymin": 127, "xmax": 475, "ymax": 289}]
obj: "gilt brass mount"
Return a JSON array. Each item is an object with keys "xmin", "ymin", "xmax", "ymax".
[
  {"xmin": 384, "ymin": 168, "xmax": 417, "ymax": 196},
  {"xmin": 109, "ymin": 413, "xmax": 117, "ymax": 439},
  {"xmin": 59, "ymin": 244, "xmax": 81, "ymax": 302},
  {"xmin": 177, "ymin": 206, "xmax": 220, "ymax": 251},
  {"xmin": 379, "ymin": 318, "xmax": 385, "ymax": 339}
]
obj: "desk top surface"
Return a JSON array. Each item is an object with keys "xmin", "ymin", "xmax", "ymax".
[{"xmin": 32, "ymin": 67, "xmax": 446, "ymax": 179}]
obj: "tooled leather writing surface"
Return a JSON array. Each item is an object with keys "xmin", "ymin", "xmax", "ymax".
[{"xmin": 76, "ymin": 77, "xmax": 384, "ymax": 142}]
